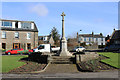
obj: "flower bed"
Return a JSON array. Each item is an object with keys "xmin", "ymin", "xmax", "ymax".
[
  {"xmin": 8, "ymin": 61, "xmax": 47, "ymax": 73},
  {"xmin": 77, "ymin": 56, "xmax": 116, "ymax": 72}
]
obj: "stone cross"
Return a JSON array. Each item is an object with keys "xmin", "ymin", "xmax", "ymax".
[
  {"xmin": 61, "ymin": 12, "xmax": 66, "ymax": 40},
  {"xmin": 60, "ymin": 12, "xmax": 72, "ymax": 56}
]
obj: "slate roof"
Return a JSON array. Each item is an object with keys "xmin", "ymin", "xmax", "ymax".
[
  {"xmin": 79, "ymin": 34, "xmax": 105, "ymax": 38},
  {"xmin": 1, "ymin": 19, "xmax": 38, "ymax": 32},
  {"xmin": 111, "ymin": 30, "xmax": 120, "ymax": 39},
  {"xmin": 38, "ymin": 35, "xmax": 54, "ymax": 41}
]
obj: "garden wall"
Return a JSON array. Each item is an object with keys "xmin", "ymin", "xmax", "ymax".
[{"xmin": 75, "ymin": 52, "xmax": 99, "ymax": 63}]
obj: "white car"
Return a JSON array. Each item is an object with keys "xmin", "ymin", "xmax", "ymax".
[{"xmin": 73, "ymin": 46, "xmax": 85, "ymax": 52}]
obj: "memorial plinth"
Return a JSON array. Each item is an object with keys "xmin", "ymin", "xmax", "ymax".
[{"xmin": 60, "ymin": 12, "xmax": 72, "ymax": 56}]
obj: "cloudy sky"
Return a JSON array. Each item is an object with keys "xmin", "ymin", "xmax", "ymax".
[{"xmin": 2, "ymin": 2, "xmax": 118, "ymax": 37}]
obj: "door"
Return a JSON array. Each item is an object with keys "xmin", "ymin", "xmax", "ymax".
[
  {"xmin": 27, "ymin": 43, "xmax": 31, "ymax": 50},
  {"xmin": 13, "ymin": 43, "xmax": 20, "ymax": 49},
  {"xmin": 2, "ymin": 43, "xmax": 6, "ymax": 49}
]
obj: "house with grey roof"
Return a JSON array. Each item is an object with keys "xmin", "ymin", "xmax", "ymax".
[
  {"xmin": 38, "ymin": 35, "xmax": 55, "ymax": 46},
  {"xmin": 77, "ymin": 32, "xmax": 106, "ymax": 47},
  {"xmin": 0, "ymin": 19, "xmax": 38, "ymax": 50},
  {"xmin": 110, "ymin": 29, "xmax": 120, "ymax": 44}
]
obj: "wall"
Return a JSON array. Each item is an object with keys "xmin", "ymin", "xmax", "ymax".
[
  {"xmin": 98, "ymin": 38, "xmax": 105, "ymax": 45},
  {"xmin": 75, "ymin": 52, "xmax": 99, "ymax": 63},
  {"xmin": 1, "ymin": 30, "xmax": 37, "ymax": 50},
  {"xmin": 79, "ymin": 36, "xmax": 105, "ymax": 46},
  {"xmin": 34, "ymin": 32, "xmax": 38, "ymax": 48}
]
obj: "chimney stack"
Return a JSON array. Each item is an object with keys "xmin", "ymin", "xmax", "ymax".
[
  {"xmin": 100, "ymin": 33, "xmax": 103, "ymax": 36},
  {"xmin": 114, "ymin": 28, "xmax": 115, "ymax": 31},
  {"xmin": 77, "ymin": 32, "xmax": 78, "ymax": 38},
  {"xmin": 92, "ymin": 31, "xmax": 94, "ymax": 35}
]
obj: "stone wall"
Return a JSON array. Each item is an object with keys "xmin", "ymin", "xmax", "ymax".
[
  {"xmin": 34, "ymin": 32, "xmax": 38, "ymax": 48},
  {"xmin": 75, "ymin": 52, "xmax": 99, "ymax": 63},
  {"xmin": 85, "ymin": 43, "xmax": 98, "ymax": 50},
  {"xmin": 1, "ymin": 30, "xmax": 38, "ymax": 50}
]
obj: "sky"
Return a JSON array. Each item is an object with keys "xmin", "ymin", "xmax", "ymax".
[{"xmin": 1, "ymin": 2, "xmax": 118, "ymax": 38}]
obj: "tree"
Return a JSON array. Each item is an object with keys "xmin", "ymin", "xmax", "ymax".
[{"xmin": 49, "ymin": 27, "xmax": 60, "ymax": 46}]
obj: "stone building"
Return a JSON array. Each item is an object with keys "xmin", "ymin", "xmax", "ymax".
[
  {"xmin": 0, "ymin": 19, "xmax": 38, "ymax": 50},
  {"xmin": 38, "ymin": 35, "xmax": 55, "ymax": 46},
  {"xmin": 77, "ymin": 32, "xmax": 106, "ymax": 47}
]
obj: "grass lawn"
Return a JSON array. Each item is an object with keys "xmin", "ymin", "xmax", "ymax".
[
  {"xmin": 98, "ymin": 52, "xmax": 120, "ymax": 68},
  {"xmin": 2, "ymin": 55, "xmax": 28, "ymax": 73}
]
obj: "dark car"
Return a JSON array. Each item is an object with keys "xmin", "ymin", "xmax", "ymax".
[{"xmin": 104, "ymin": 44, "xmax": 120, "ymax": 52}]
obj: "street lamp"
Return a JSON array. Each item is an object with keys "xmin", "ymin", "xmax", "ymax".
[{"xmin": 78, "ymin": 30, "xmax": 82, "ymax": 47}]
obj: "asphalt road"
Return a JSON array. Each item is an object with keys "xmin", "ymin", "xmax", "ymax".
[{"xmin": 2, "ymin": 70, "xmax": 119, "ymax": 78}]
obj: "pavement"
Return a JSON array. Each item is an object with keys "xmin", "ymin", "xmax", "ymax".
[{"xmin": 41, "ymin": 64, "xmax": 79, "ymax": 73}]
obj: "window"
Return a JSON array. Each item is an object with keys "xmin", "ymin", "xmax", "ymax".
[
  {"xmin": 79, "ymin": 37, "xmax": 81, "ymax": 41},
  {"xmin": 84, "ymin": 37, "xmax": 86, "ymax": 42},
  {"xmin": 2, "ymin": 31, "xmax": 6, "ymax": 38},
  {"xmin": 96, "ymin": 38, "xmax": 98, "ymax": 41},
  {"xmin": 38, "ymin": 45, "xmax": 44, "ymax": 49},
  {"xmin": 27, "ymin": 33, "xmax": 31, "ymax": 39},
  {"xmin": 2, "ymin": 43, "xmax": 6, "ymax": 49},
  {"xmin": 101, "ymin": 38, "xmax": 103, "ymax": 41},
  {"xmin": 27, "ymin": 43, "xmax": 31, "ymax": 50},
  {"xmin": 13, "ymin": 43, "xmax": 20, "ymax": 49},
  {"xmin": 44, "ymin": 37, "xmax": 46, "ymax": 40},
  {"xmin": 101, "ymin": 43, "xmax": 103, "ymax": 45},
  {"xmin": 15, "ymin": 32, "xmax": 19, "ymax": 38},
  {"xmin": 21, "ymin": 22, "xmax": 31, "ymax": 29},
  {"xmin": 89, "ymin": 37, "xmax": 91, "ymax": 41},
  {"xmin": 2, "ymin": 21, "xmax": 12, "ymax": 27}
]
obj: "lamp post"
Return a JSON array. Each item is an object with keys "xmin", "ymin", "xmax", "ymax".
[{"xmin": 78, "ymin": 30, "xmax": 82, "ymax": 47}]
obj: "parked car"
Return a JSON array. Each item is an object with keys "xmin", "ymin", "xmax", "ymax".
[
  {"xmin": 5, "ymin": 48, "xmax": 24, "ymax": 55},
  {"xmin": 28, "ymin": 44, "xmax": 60, "ymax": 53},
  {"xmin": 104, "ymin": 44, "xmax": 120, "ymax": 52},
  {"xmin": 73, "ymin": 46, "xmax": 85, "ymax": 52}
]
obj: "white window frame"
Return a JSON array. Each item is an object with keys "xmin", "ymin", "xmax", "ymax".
[
  {"xmin": 27, "ymin": 33, "xmax": 31, "ymax": 39},
  {"xmin": 101, "ymin": 38, "xmax": 103, "ymax": 41},
  {"xmin": 2, "ymin": 31, "xmax": 6, "ymax": 38},
  {"xmin": 14, "ymin": 32, "xmax": 19, "ymax": 38},
  {"xmin": 2, "ymin": 21, "xmax": 12, "ymax": 27},
  {"xmin": 89, "ymin": 37, "xmax": 91, "ymax": 41},
  {"xmin": 84, "ymin": 37, "xmax": 86, "ymax": 42},
  {"xmin": 96, "ymin": 38, "xmax": 98, "ymax": 41},
  {"xmin": 21, "ymin": 22, "xmax": 31, "ymax": 29}
]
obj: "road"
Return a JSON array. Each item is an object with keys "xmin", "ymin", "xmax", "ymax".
[{"xmin": 2, "ymin": 70, "xmax": 119, "ymax": 78}]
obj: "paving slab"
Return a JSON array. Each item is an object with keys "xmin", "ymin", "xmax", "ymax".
[{"xmin": 41, "ymin": 64, "xmax": 79, "ymax": 73}]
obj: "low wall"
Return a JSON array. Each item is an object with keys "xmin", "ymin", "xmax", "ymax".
[{"xmin": 75, "ymin": 52, "xmax": 99, "ymax": 63}]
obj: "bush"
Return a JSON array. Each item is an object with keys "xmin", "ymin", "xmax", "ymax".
[{"xmin": 28, "ymin": 53, "xmax": 48, "ymax": 64}]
